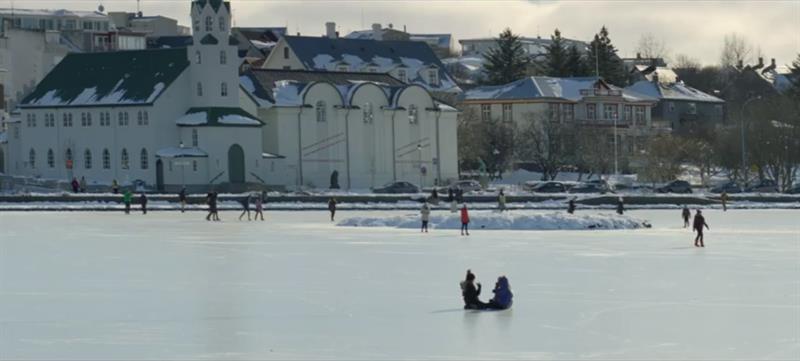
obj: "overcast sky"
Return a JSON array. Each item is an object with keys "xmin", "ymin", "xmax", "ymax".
[{"xmin": 4, "ymin": 0, "xmax": 799, "ymax": 66}]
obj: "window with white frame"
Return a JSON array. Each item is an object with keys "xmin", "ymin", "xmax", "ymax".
[
  {"xmin": 603, "ymin": 104, "xmax": 618, "ymax": 120},
  {"xmin": 408, "ymin": 104, "xmax": 418, "ymax": 124},
  {"xmin": 28, "ymin": 149, "xmax": 36, "ymax": 168},
  {"xmin": 624, "ymin": 105, "xmax": 632, "ymax": 123},
  {"xmin": 586, "ymin": 103, "xmax": 597, "ymax": 120},
  {"xmin": 563, "ymin": 104, "xmax": 574, "ymax": 121},
  {"xmin": 363, "ymin": 102, "xmax": 374, "ymax": 124},
  {"xmin": 140, "ymin": 148, "xmax": 148, "ymax": 170},
  {"xmin": 635, "ymin": 106, "xmax": 646, "ymax": 125},
  {"xmin": 397, "ymin": 69, "xmax": 407, "ymax": 83},
  {"xmin": 221, "ymin": 82, "xmax": 228, "ymax": 97},
  {"xmin": 205, "ymin": 16, "xmax": 213, "ymax": 32},
  {"xmin": 47, "ymin": 149, "xmax": 54, "ymax": 168},
  {"xmin": 549, "ymin": 103, "xmax": 561, "ymax": 122},
  {"xmin": 84, "ymin": 149, "xmax": 92, "ymax": 169},
  {"xmin": 137, "ymin": 111, "xmax": 143, "ymax": 125},
  {"xmin": 102, "ymin": 149, "xmax": 110, "ymax": 169},
  {"xmin": 427, "ymin": 68, "xmax": 439, "ymax": 86},
  {"xmin": 480, "ymin": 104, "xmax": 491, "ymax": 121},
  {"xmin": 121, "ymin": 148, "xmax": 129, "ymax": 169},
  {"xmin": 218, "ymin": 16, "xmax": 226, "ymax": 31},
  {"xmin": 191, "ymin": 129, "xmax": 199, "ymax": 147},
  {"xmin": 315, "ymin": 101, "xmax": 326, "ymax": 122},
  {"xmin": 81, "ymin": 112, "xmax": 87, "ymax": 126},
  {"xmin": 63, "ymin": 113, "xmax": 73, "ymax": 127},
  {"xmin": 502, "ymin": 104, "xmax": 513, "ymax": 122}
]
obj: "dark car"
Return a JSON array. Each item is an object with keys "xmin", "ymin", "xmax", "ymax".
[
  {"xmin": 744, "ymin": 179, "xmax": 779, "ymax": 193},
  {"xmin": 656, "ymin": 180, "xmax": 692, "ymax": 193},
  {"xmin": 531, "ymin": 181, "xmax": 566, "ymax": 193},
  {"xmin": 372, "ymin": 181, "xmax": 420, "ymax": 194},
  {"xmin": 568, "ymin": 183, "xmax": 608, "ymax": 194},
  {"xmin": 710, "ymin": 181, "xmax": 742, "ymax": 194},
  {"xmin": 785, "ymin": 183, "xmax": 800, "ymax": 194}
]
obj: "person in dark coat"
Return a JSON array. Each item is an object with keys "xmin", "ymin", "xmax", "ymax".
[
  {"xmin": 567, "ymin": 198, "xmax": 576, "ymax": 214},
  {"xmin": 682, "ymin": 205, "xmax": 691, "ymax": 228},
  {"xmin": 693, "ymin": 209, "xmax": 709, "ymax": 247},
  {"xmin": 460, "ymin": 270, "xmax": 488, "ymax": 310},
  {"xmin": 254, "ymin": 193, "xmax": 264, "ymax": 221},
  {"xmin": 211, "ymin": 192, "xmax": 220, "ymax": 221},
  {"xmin": 111, "ymin": 179, "xmax": 119, "ymax": 194},
  {"xmin": 140, "ymin": 193, "xmax": 148, "ymax": 215},
  {"xmin": 205, "ymin": 192, "xmax": 214, "ymax": 221},
  {"xmin": 447, "ymin": 188, "xmax": 454, "ymax": 202},
  {"xmin": 430, "ymin": 188, "xmax": 439, "ymax": 205},
  {"xmin": 71, "ymin": 177, "xmax": 80, "ymax": 193},
  {"xmin": 487, "ymin": 276, "xmax": 513, "ymax": 310},
  {"xmin": 330, "ymin": 170, "xmax": 340, "ymax": 189},
  {"xmin": 178, "ymin": 188, "xmax": 187, "ymax": 213},
  {"xmin": 238, "ymin": 194, "xmax": 251, "ymax": 221},
  {"xmin": 328, "ymin": 197, "xmax": 337, "ymax": 221},
  {"xmin": 616, "ymin": 197, "xmax": 624, "ymax": 215}
]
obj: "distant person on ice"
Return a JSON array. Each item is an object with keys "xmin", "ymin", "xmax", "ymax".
[
  {"xmin": 693, "ymin": 209, "xmax": 709, "ymax": 247},
  {"xmin": 179, "ymin": 187, "xmax": 187, "ymax": 213},
  {"xmin": 111, "ymin": 179, "xmax": 119, "ymax": 194},
  {"xmin": 487, "ymin": 276, "xmax": 513, "ymax": 310},
  {"xmin": 206, "ymin": 191, "xmax": 219, "ymax": 221},
  {"xmin": 460, "ymin": 270, "xmax": 487, "ymax": 310},
  {"xmin": 498, "ymin": 189, "xmax": 507, "ymax": 212},
  {"xmin": 254, "ymin": 193, "xmax": 264, "ymax": 221},
  {"xmin": 720, "ymin": 191, "xmax": 729, "ymax": 212},
  {"xmin": 460, "ymin": 204, "xmax": 470, "ymax": 236},
  {"xmin": 123, "ymin": 189, "xmax": 132, "ymax": 214},
  {"xmin": 567, "ymin": 198, "xmax": 576, "ymax": 214},
  {"xmin": 450, "ymin": 198, "xmax": 458, "ymax": 213},
  {"xmin": 140, "ymin": 193, "xmax": 148, "ymax": 215},
  {"xmin": 682, "ymin": 205, "xmax": 691, "ymax": 228},
  {"xmin": 238, "ymin": 194, "xmax": 251, "ymax": 221},
  {"xmin": 420, "ymin": 202, "xmax": 431, "ymax": 233},
  {"xmin": 616, "ymin": 197, "xmax": 625, "ymax": 215},
  {"xmin": 71, "ymin": 177, "xmax": 80, "ymax": 193},
  {"xmin": 328, "ymin": 197, "xmax": 337, "ymax": 222}
]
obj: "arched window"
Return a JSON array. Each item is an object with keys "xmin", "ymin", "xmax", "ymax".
[
  {"xmin": 65, "ymin": 148, "xmax": 73, "ymax": 169},
  {"xmin": 363, "ymin": 102, "xmax": 373, "ymax": 124},
  {"xmin": 218, "ymin": 16, "xmax": 226, "ymax": 31},
  {"xmin": 47, "ymin": 149, "xmax": 54, "ymax": 168},
  {"xmin": 121, "ymin": 148, "xmax": 129, "ymax": 169},
  {"xmin": 140, "ymin": 148, "xmax": 148, "ymax": 170},
  {"xmin": 102, "ymin": 149, "xmax": 110, "ymax": 169},
  {"xmin": 315, "ymin": 101, "xmax": 326, "ymax": 122},
  {"xmin": 197, "ymin": 82, "xmax": 203, "ymax": 96},
  {"xmin": 408, "ymin": 104, "xmax": 418, "ymax": 124},
  {"xmin": 191, "ymin": 129, "xmax": 199, "ymax": 147},
  {"xmin": 221, "ymin": 82, "xmax": 228, "ymax": 97},
  {"xmin": 28, "ymin": 149, "xmax": 36, "ymax": 168},
  {"xmin": 195, "ymin": 50, "xmax": 201, "ymax": 64},
  {"xmin": 205, "ymin": 16, "xmax": 213, "ymax": 32},
  {"xmin": 84, "ymin": 149, "xmax": 92, "ymax": 169},
  {"xmin": 219, "ymin": 50, "xmax": 227, "ymax": 65}
]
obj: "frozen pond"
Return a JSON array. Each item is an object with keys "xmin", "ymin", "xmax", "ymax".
[{"xmin": 1, "ymin": 209, "xmax": 799, "ymax": 360}]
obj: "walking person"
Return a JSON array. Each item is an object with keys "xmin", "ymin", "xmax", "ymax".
[
  {"xmin": 420, "ymin": 202, "xmax": 431, "ymax": 233},
  {"xmin": 498, "ymin": 189, "xmax": 507, "ymax": 212},
  {"xmin": 328, "ymin": 197, "xmax": 337, "ymax": 222},
  {"xmin": 238, "ymin": 194, "xmax": 252, "ymax": 221},
  {"xmin": 123, "ymin": 189, "xmax": 132, "ymax": 214},
  {"xmin": 211, "ymin": 192, "xmax": 220, "ymax": 221},
  {"xmin": 140, "ymin": 192, "xmax": 148, "ymax": 215},
  {"xmin": 254, "ymin": 192, "xmax": 264, "ymax": 221},
  {"xmin": 71, "ymin": 177, "xmax": 80, "ymax": 193},
  {"xmin": 206, "ymin": 191, "xmax": 218, "ymax": 221},
  {"xmin": 111, "ymin": 179, "xmax": 119, "ymax": 194},
  {"xmin": 682, "ymin": 205, "xmax": 691, "ymax": 228},
  {"xmin": 616, "ymin": 197, "xmax": 625, "ymax": 215},
  {"xmin": 178, "ymin": 187, "xmax": 187, "ymax": 213},
  {"xmin": 693, "ymin": 209, "xmax": 709, "ymax": 247},
  {"xmin": 460, "ymin": 204, "xmax": 470, "ymax": 236},
  {"xmin": 720, "ymin": 191, "xmax": 729, "ymax": 212},
  {"xmin": 79, "ymin": 176, "xmax": 87, "ymax": 193},
  {"xmin": 567, "ymin": 198, "xmax": 576, "ymax": 214}
]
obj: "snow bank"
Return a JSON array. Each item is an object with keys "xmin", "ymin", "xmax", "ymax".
[{"xmin": 338, "ymin": 211, "xmax": 652, "ymax": 230}]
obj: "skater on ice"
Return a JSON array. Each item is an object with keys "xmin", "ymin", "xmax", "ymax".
[
  {"xmin": 71, "ymin": 177, "xmax": 80, "ymax": 193},
  {"xmin": 720, "ymin": 191, "xmax": 729, "ymax": 212},
  {"xmin": 460, "ymin": 270, "xmax": 487, "ymax": 310},
  {"xmin": 420, "ymin": 202, "xmax": 431, "ymax": 233},
  {"xmin": 460, "ymin": 204, "xmax": 470, "ymax": 236},
  {"xmin": 206, "ymin": 191, "xmax": 219, "ymax": 221},
  {"xmin": 430, "ymin": 188, "xmax": 439, "ymax": 204},
  {"xmin": 328, "ymin": 197, "xmax": 337, "ymax": 222},
  {"xmin": 682, "ymin": 205, "xmax": 691, "ymax": 228},
  {"xmin": 693, "ymin": 209, "xmax": 709, "ymax": 247},
  {"xmin": 567, "ymin": 198, "xmax": 576, "ymax": 214},
  {"xmin": 179, "ymin": 188, "xmax": 187, "ymax": 213},
  {"xmin": 498, "ymin": 189, "xmax": 507, "ymax": 212},
  {"xmin": 111, "ymin": 179, "xmax": 119, "ymax": 194},
  {"xmin": 254, "ymin": 193, "xmax": 264, "ymax": 221},
  {"xmin": 239, "ymin": 194, "xmax": 251, "ymax": 221},
  {"xmin": 123, "ymin": 189, "xmax": 132, "ymax": 214},
  {"xmin": 487, "ymin": 276, "xmax": 513, "ymax": 310},
  {"xmin": 140, "ymin": 193, "xmax": 148, "ymax": 215},
  {"xmin": 616, "ymin": 197, "xmax": 625, "ymax": 215}
]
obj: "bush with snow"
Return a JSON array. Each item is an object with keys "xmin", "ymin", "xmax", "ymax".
[{"xmin": 338, "ymin": 211, "xmax": 651, "ymax": 230}]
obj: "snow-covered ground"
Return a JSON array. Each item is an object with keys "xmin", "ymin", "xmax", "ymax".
[{"xmin": 1, "ymin": 210, "xmax": 798, "ymax": 360}]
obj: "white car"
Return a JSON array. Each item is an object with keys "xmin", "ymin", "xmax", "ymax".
[{"xmin": 449, "ymin": 180, "xmax": 482, "ymax": 193}]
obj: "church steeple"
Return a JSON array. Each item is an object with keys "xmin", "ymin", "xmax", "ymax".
[
  {"xmin": 187, "ymin": 0, "xmax": 238, "ymax": 108},
  {"xmin": 190, "ymin": 0, "xmax": 231, "ymax": 43}
]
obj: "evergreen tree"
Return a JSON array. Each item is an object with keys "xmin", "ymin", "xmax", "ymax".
[
  {"xmin": 789, "ymin": 53, "xmax": 800, "ymax": 101},
  {"xmin": 565, "ymin": 44, "xmax": 589, "ymax": 77},
  {"xmin": 544, "ymin": 29, "xmax": 568, "ymax": 77},
  {"xmin": 586, "ymin": 26, "xmax": 627, "ymax": 85},
  {"xmin": 483, "ymin": 28, "xmax": 530, "ymax": 85}
]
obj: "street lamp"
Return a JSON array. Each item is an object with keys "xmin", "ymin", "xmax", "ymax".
[
  {"xmin": 740, "ymin": 95, "xmax": 761, "ymax": 187},
  {"xmin": 179, "ymin": 141, "xmax": 186, "ymax": 189},
  {"xmin": 417, "ymin": 144, "xmax": 423, "ymax": 188}
]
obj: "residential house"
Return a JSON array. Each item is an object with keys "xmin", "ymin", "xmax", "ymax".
[{"xmin": 627, "ymin": 76, "xmax": 725, "ymax": 132}]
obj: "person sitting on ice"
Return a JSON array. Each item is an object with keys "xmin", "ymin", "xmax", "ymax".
[
  {"xmin": 487, "ymin": 276, "xmax": 513, "ymax": 310},
  {"xmin": 460, "ymin": 269, "xmax": 487, "ymax": 310}
]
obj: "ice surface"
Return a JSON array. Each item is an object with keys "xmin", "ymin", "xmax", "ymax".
[{"xmin": 1, "ymin": 210, "xmax": 798, "ymax": 360}]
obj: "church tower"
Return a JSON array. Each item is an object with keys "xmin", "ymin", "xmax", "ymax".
[{"xmin": 188, "ymin": 0, "xmax": 239, "ymax": 108}]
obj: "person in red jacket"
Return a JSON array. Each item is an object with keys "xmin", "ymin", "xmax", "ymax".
[{"xmin": 460, "ymin": 204, "xmax": 470, "ymax": 236}]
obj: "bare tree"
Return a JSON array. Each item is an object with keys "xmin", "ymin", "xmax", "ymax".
[
  {"xmin": 720, "ymin": 33, "xmax": 753, "ymax": 67},
  {"xmin": 638, "ymin": 134, "xmax": 685, "ymax": 186},
  {"xmin": 673, "ymin": 54, "xmax": 701, "ymax": 70},
  {"xmin": 635, "ymin": 33, "xmax": 670, "ymax": 61},
  {"xmin": 515, "ymin": 112, "xmax": 570, "ymax": 180},
  {"xmin": 456, "ymin": 107, "xmax": 516, "ymax": 178}
]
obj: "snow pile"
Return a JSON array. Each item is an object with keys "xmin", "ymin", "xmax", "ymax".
[
  {"xmin": 218, "ymin": 115, "xmax": 261, "ymax": 125},
  {"xmin": 175, "ymin": 112, "xmax": 207, "ymax": 125},
  {"xmin": 338, "ymin": 211, "xmax": 651, "ymax": 230}
]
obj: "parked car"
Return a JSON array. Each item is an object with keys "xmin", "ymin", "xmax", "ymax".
[
  {"xmin": 785, "ymin": 183, "xmax": 800, "ymax": 194},
  {"xmin": 568, "ymin": 182, "xmax": 609, "ymax": 194},
  {"xmin": 448, "ymin": 180, "xmax": 482, "ymax": 193},
  {"xmin": 744, "ymin": 179, "xmax": 779, "ymax": 193},
  {"xmin": 372, "ymin": 181, "xmax": 420, "ymax": 194},
  {"xmin": 710, "ymin": 181, "xmax": 742, "ymax": 194},
  {"xmin": 656, "ymin": 180, "xmax": 692, "ymax": 193},
  {"xmin": 530, "ymin": 181, "xmax": 566, "ymax": 193}
]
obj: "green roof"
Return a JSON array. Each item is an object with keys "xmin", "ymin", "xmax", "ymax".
[
  {"xmin": 176, "ymin": 107, "xmax": 263, "ymax": 127},
  {"xmin": 200, "ymin": 34, "xmax": 218, "ymax": 45},
  {"xmin": 20, "ymin": 48, "xmax": 189, "ymax": 109}
]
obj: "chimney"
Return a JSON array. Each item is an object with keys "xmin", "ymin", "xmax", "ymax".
[
  {"xmin": 755, "ymin": 57, "xmax": 764, "ymax": 69},
  {"xmin": 737, "ymin": 59, "xmax": 743, "ymax": 69},
  {"xmin": 325, "ymin": 21, "xmax": 336, "ymax": 39},
  {"xmin": 372, "ymin": 23, "xmax": 382, "ymax": 41}
]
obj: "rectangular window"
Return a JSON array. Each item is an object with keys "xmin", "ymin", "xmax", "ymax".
[
  {"xmin": 480, "ymin": 104, "xmax": 491, "ymax": 122},
  {"xmin": 502, "ymin": 104, "xmax": 513, "ymax": 122},
  {"xmin": 427, "ymin": 69, "xmax": 439, "ymax": 86},
  {"xmin": 635, "ymin": 106, "xmax": 646, "ymax": 125},
  {"xmin": 397, "ymin": 69, "xmax": 407, "ymax": 83},
  {"xmin": 624, "ymin": 105, "xmax": 633, "ymax": 124},
  {"xmin": 563, "ymin": 104, "xmax": 574, "ymax": 121},
  {"xmin": 603, "ymin": 104, "xmax": 619, "ymax": 120},
  {"xmin": 549, "ymin": 103, "xmax": 560, "ymax": 122},
  {"xmin": 81, "ymin": 113, "xmax": 87, "ymax": 126},
  {"xmin": 688, "ymin": 103, "xmax": 697, "ymax": 115},
  {"xmin": 586, "ymin": 103, "xmax": 597, "ymax": 120}
]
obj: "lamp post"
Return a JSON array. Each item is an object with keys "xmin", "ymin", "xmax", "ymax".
[
  {"xmin": 179, "ymin": 141, "xmax": 186, "ymax": 189},
  {"xmin": 613, "ymin": 109, "xmax": 619, "ymax": 177},
  {"xmin": 417, "ymin": 144, "xmax": 423, "ymax": 188},
  {"xmin": 740, "ymin": 95, "xmax": 761, "ymax": 187}
]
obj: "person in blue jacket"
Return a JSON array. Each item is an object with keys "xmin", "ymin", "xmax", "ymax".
[{"xmin": 487, "ymin": 276, "xmax": 513, "ymax": 310}]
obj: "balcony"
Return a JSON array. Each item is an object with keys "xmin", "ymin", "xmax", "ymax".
[{"xmin": 579, "ymin": 89, "xmax": 622, "ymax": 97}]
